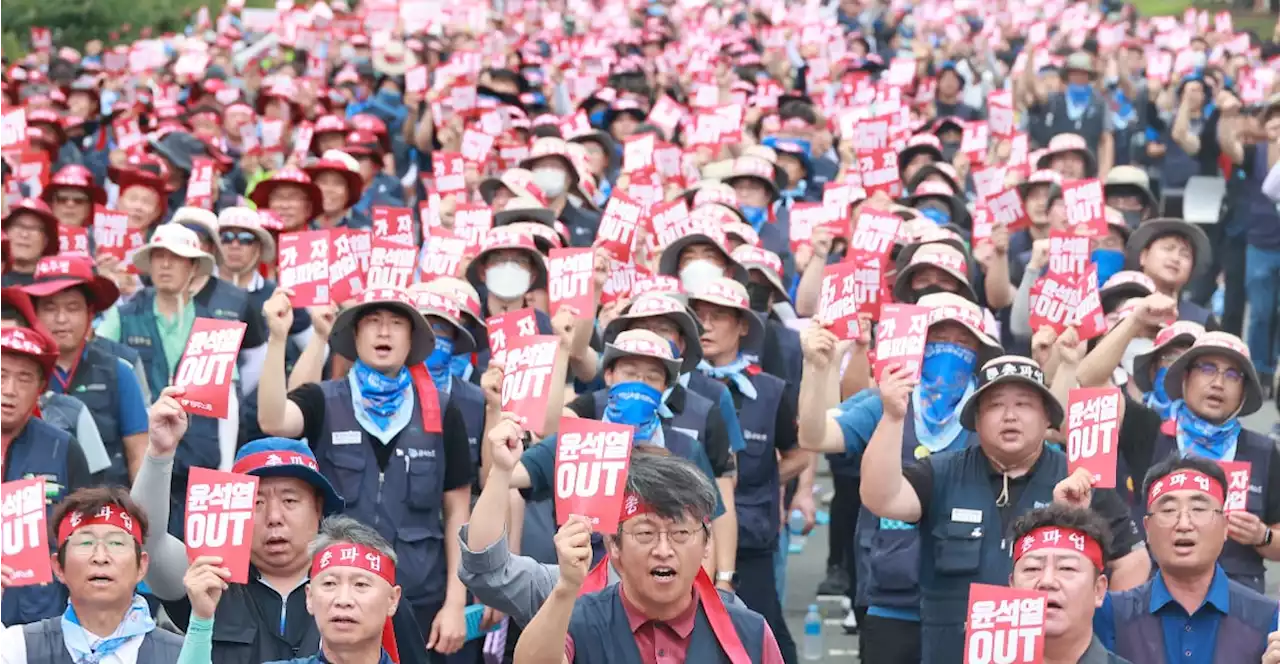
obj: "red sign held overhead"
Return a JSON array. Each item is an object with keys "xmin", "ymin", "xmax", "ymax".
[
  {"xmin": 1062, "ymin": 179, "xmax": 1107, "ymax": 238},
  {"xmin": 623, "ymin": 133, "xmax": 656, "ymax": 174},
  {"xmin": 554, "ymin": 419, "xmax": 634, "ymax": 532},
  {"xmin": 92, "ymin": 206, "xmax": 130, "ymax": 260},
  {"xmin": 371, "ymin": 206, "xmax": 416, "ymax": 247},
  {"xmin": 433, "ymin": 152, "xmax": 466, "ymax": 194},
  {"xmin": 1071, "ymin": 268, "xmax": 1107, "ymax": 341},
  {"xmin": 849, "ymin": 209, "xmax": 901, "ymax": 261},
  {"xmin": 174, "ymin": 318, "xmax": 247, "ymax": 419},
  {"xmin": 0, "ymin": 478, "xmax": 53, "ymax": 587},
  {"xmin": 988, "ymin": 187, "xmax": 1029, "ymax": 231},
  {"xmin": 1218, "ymin": 461, "xmax": 1251, "ymax": 515},
  {"xmin": 873, "ymin": 303, "xmax": 930, "ymax": 382},
  {"xmin": 366, "ymin": 238, "xmax": 417, "ymax": 289},
  {"xmin": 185, "ymin": 467, "xmax": 258, "ymax": 584},
  {"xmin": 328, "ymin": 229, "xmax": 366, "ymax": 304},
  {"xmin": 595, "ymin": 194, "xmax": 642, "ymax": 263},
  {"xmin": 1028, "ymin": 273, "xmax": 1079, "ymax": 335},
  {"xmin": 818, "ymin": 259, "xmax": 877, "ymax": 339},
  {"xmin": 650, "ymin": 199, "xmax": 698, "ymax": 251},
  {"xmin": 419, "ymin": 229, "xmax": 467, "ymax": 279},
  {"xmin": 486, "ymin": 308, "xmax": 539, "ymax": 367},
  {"xmin": 1065, "ymin": 387, "xmax": 1121, "ymax": 488},
  {"xmin": 856, "ymin": 148, "xmax": 902, "ymax": 198},
  {"xmin": 548, "ymin": 248, "xmax": 595, "ymax": 317},
  {"xmin": 964, "ymin": 584, "xmax": 1047, "ymax": 664},
  {"xmin": 58, "ymin": 226, "xmax": 89, "ymax": 256},
  {"xmin": 1047, "ymin": 231, "xmax": 1090, "ymax": 280},
  {"xmin": 961, "ymin": 122, "xmax": 990, "ymax": 163},
  {"xmin": 185, "ymin": 158, "xmax": 217, "ymax": 209},
  {"xmin": 277, "ymin": 231, "xmax": 331, "ymax": 307},
  {"xmin": 500, "ymin": 335, "xmax": 562, "ymax": 435}
]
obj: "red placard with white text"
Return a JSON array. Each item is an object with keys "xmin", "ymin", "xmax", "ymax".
[
  {"xmin": 485, "ymin": 308, "xmax": 539, "ymax": 366},
  {"xmin": 173, "ymin": 318, "xmax": 247, "ymax": 419},
  {"xmin": 873, "ymin": 303, "xmax": 930, "ymax": 382},
  {"xmin": 1028, "ymin": 273, "xmax": 1078, "ymax": 335},
  {"xmin": 185, "ymin": 467, "xmax": 258, "ymax": 584},
  {"xmin": 185, "ymin": 158, "xmax": 216, "ymax": 209},
  {"xmin": 595, "ymin": 194, "xmax": 642, "ymax": 263},
  {"xmin": 0, "ymin": 478, "xmax": 52, "ymax": 587},
  {"xmin": 548, "ymin": 247, "xmax": 595, "ymax": 317},
  {"xmin": 1062, "ymin": 179, "xmax": 1107, "ymax": 238},
  {"xmin": 58, "ymin": 226, "xmax": 89, "ymax": 256},
  {"xmin": 554, "ymin": 419, "xmax": 634, "ymax": 532},
  {"xmin": 1047, "ymin": 231, "xmax": 1090, "ymax": 280},
  {"xmin": 961, "ymin": 122, "xmax": 990, "ymax": 163},
  {"xmin": 452, "ymin": 203, "xmax": 492, "ymax": 254},
  {"xmin": 92, "ymin": 206, "xmax": 130, "ymax": 259},
  {"xmin": 1219, "ymin": 461, "xmax": 1251, "ymax": 515},
  {"xmin": 432, "ymin": 152, "xmax": 466, "ymax": 194},
  {"xmin": 366, "ymin": 238, "xmax": 417, "ymax": 289},
  {"xmin": 1071, "ymin": 268, "xmax": 1107, "ymax": 341},
  {"xmin": 277, "ymin": 231, "xmax": 331, "ymax": 307},
  {"xmin": 848, "ymin": 209, "xmax": 901, "ymax": 262},
  {"xmin": 818, "ymin": 260, "xmax": 873, "ymax": 339},
  {"xmin": 623, "ymin": 133, "xmax": 656, "ymax": 174},
  {"xmin": 964, "ymin": 584, "xmax": 1047, "ymax": 664},
  {"xmin": 419, "ymin": 229, "xmax": 467, "ymax": 279},
  {"xmin": 371, "ymin": 206, "xmax": 416, "ymax": 247},
  {"xmin": 856, "ymin": 148, "xmax": 902, "ymax": 198},
  {"xmin": 988, "ymin": 187, "xmax": 1029, "ymax": 231},
  {"xmin": 2, "ymin": 109, "xmax": 27, "ymax": 150},
  {"xmin": 500, "ymin": 335, "xmax": 562, "ymax": 434},
  {"xmin": 328, "ymin": 229, "xmax": 366, "ymax": 304},
  {"xmin": 649, "ymin": 199, "xmax": 698, "ymax": 251},
  {"xmin": 1065, "ymin": 387, "xmax": 1121, "ymax": 488}
]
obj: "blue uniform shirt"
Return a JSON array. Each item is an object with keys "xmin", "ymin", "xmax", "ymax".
[{"xmin": 50, "ymin": 356, "xmax": 150, "ymax": 437}]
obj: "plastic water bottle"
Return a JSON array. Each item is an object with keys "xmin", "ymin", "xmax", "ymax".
[
  {"xmin": 789, "ymin": 508, "xmax": 806, "ymax": 535},
  {"xmin": 802, "ymin": 604, "xmax": 823, "ymax": 661}
]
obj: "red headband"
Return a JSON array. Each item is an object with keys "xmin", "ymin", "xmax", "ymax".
[
  {"xmin": 1146, "ymin": 469, "xmax": 1226, "ymax": 509},
  {"xmin": 1013, "ymin": 526, "xmax": 1105, "ymax": 571},
  {"xmin": 620, "ymin": 493, "xmax": 651, "ymax": 522},
  {"xmin": 310, "ymin": 542, "xmax": 396, "ymax": 588},
  {"xmin": 56, "ymin": 504, "xmax": 144, "ymax": 545},
  {"xmin": 231, "ymin": 450, "xmax": 320, "ymax": 475}
]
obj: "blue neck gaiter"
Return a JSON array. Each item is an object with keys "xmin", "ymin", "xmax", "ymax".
[
  {"xmin": 426, "ymin": 336, "xmax": 455, "ymax": 390},
  {"xmin": 1090, "ymin": 248, "xmax": 1125, "ymax": 286},
  {"xmin": 917, "ymin": 342, "xmax": 978, "ymax": 434},
  {"xmin": 1173, "ymin": 399, "xmax": 1242, "ymax": 460},
  {"xmin": 1143, "ymin": 367, "xmax": 1177, "ymax": 420},
  {"xmin": 602, "ymin": 381, "xmax": 663, "ymax": 442},
  {"xmin": 1067, "ymin": 83, "xmax": 1093, "ymax": 107},
  {"xmin": 742, "ymin": 206, "xmax": 769, "ymax": 232}
]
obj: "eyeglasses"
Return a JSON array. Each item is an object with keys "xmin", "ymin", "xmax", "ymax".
[
  {"xmin": 65, "ymin": 533, "xmax": 134, "ymax": 556},
  {"xmin": 621, "ymin": 525, "xmax": 705, "ymax": 547},
  {"xmin": 220, "ymin": 231, "xmax": 259, "ymax": 245},
  {"xmin": 1148, "ymin": 505, "xmax": 1223, "ymax": 528},
  {"xmin": 52, "ymin": 193, "xmax": 91, "ymax": 206},
  {"xmin": 1190, "ymin": 362, "xmax": 1243, "ymax": 384}
]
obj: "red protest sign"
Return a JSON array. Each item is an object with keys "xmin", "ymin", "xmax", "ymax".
[
  {"xmin": 366, "ymin": 238, "xmax": 417, "ymax": 289},
  {"xmin": 92, "ymin": 205, "xmax": 130, "ymax": 259},
  {"xmin": 371, "ymin": 206, "xmax": 416, "ymax": 247},
  {"xmin": 58, "ymin": 225, "xmax": 89, "ymax": 256},
  {"xmin": 600, "ymin": 259, "xmax": 637, "ymax": 306},
  {"xmin": 433, "ymin": 152, "xmax": 466, "ymax": 194},
  {"xmin": 460, "ymin": 129, "xmax": 495, "ymax": 165},
  {"xmin": 1047, "ymin": 231, "xmax": 1090, "ymax": 280},
  {"xmin": 174, "ymin": 318, "xmax": 247, "ymax": 419},
  {"xmin": 452, "ymin": 203, "xmax": 492, "ymax": 254},
  {"xmin": 873, "ymin": 303, "xmax": 930, "ymax": 382},
  {"xmin": 964, "ymin": 584, "xmax": 1047, "ymax": 664},
  {"xmin": 554, "ymin": 419, "xmax": 633, "ymax": 532},
  {"xmin": 856, "ymin": 148, "xmax": 902, "ymax": 198},
  {"xmin": 1071, "ymin": 268, "xmax": 1107, "ymax": 341},
  {"xmin": 1028, "ymin": 273, "xmax": 1078, "ymax": 335},
  {"xmin": 972, "ymin": 206, "xmax": 995, "ymax": 252},
  {"xmin": 1219, "ymin": 461, "xmax": 1251, "ymax": 515},
  {"xmin": 1, "ymin": 478, "xmax": 52, "ymax": 587},
  {"xmin": 328, "ymin": 229, "xmax": 367, "ymax": 304},
  {"xmin": 548, "ymin": 247, "xmax": 595, "ymax": 317},
  {"xmin": 854, "ymin": 118, "xmax": 891, "ymax": 152},
  {"xmin": 1062, "ymin": 179, "xmax": 1107, "ymax": 238},
  {"xmin": 185, "ymin": 158, "xmax": 216, "ymax": 209},
  {"xmin": 818, "ymin": 260, "xmax": 876, "ymax": 339},
  {"xmin": 595, "ymin": 194, "xmax": 642, "ymax": 263},
  {"xmin": 185, "ymin": 467, "xmax": 258, "ymax": 584},
  {"xmin": 988, "ymin": 187, "xmax": 1029, "ymax": 231},
  {"xmin": 486, "ymin": 308, "xmax": 539, "ymax": 366},
  {"xmin": 500, "ymin": 335, "xmax": 562, "ymax": 434},
  {"xmin": 848, "ymin": 209, "xmax": 901, "ymax": 261},
  {"xmin": 420, "ymin": 230, "xmax": 467, "ymax": 279},
  {"xmin": 623, "ymin": 133, "xmax": 656, "ymax": 174},
  {"xmin": 277, "ymin": 231, "xmax": 331, "ymax": 307},
  {"xmin": 972, "ymin": 166, "xmax": 1006, "ymax": 204},
  {"xmin": 650, "ymin": 199, "xmax": 698, "ymax": 251},
  {"xmin": 1065, "ymin": 387, "xmax": 1121, "ymax": 488},
  {"xmin": 961, "ymin": 122, "xmax": 990, "ymax": 163},
  {"xmin": 988, "ymin": 99, "xmax": 1016, "ymax": 138},
  {"xmin": 2, "ymin": 109, "xmax": 27, "ymax": 150}
]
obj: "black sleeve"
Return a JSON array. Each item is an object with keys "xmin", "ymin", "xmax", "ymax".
[
  {"xmin": 441, "ymin": 404, "xmax": 474, "ymax": 492},
  {"xmin": 702, "ymin": 403, "xmax": 736, "ymax": 477},
  {"xmin": 1118, "ymin": 395, "xmax": 1163, "ymax": 481},
  {"xmin": 391, "ymin": 598, "xmax": 431, "ymax": 664},
  {"xmin": 287, "ymin": 383, "xmax": 327, "ymax": 447},
  {"xmin": 773, "ymin": 385, "xmax": 798, "ymax": 454},
  {"xmin": 1090, "ymin": 489, "xmax": 1143, "ymax": 559},
  {"xmin": 1263, "ymin": 446, "xmax": 1280, "ymax": 525},
  {"xmin": 566, "ymin": 393, "xmax": 595, "ymax": 419},
  {"xmin": 902, "ymin": 458, "xmax": 935, "ymax": 522},
  {"xmin": 1241, "ymin": 144, "xmax": 1260, "ymax": 178},
  {"xmin": 64, "ymin": 438, "xmax": 92, "ymax": 492},
  {"xmin": 161, "ymin": 596, "xmax": 194, "ymax": 633}
]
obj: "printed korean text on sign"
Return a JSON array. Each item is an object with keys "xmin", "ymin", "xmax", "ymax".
[
  {"xmin": 185, "ymin": 467, "xmax": 258, "ymax": 584},
  {"xmin": 1065, "ymin": 387, "xmax": 1121, "ymax": 488},
  {"xmin": 174, "ymin": 318, "xmax": 247, "ymax": 419},
  {"xmin": 964, "ymin": 583, "xmax": 1047, "ymax": 664},
  {"xmin": 0, "ymin": 478, "xmax": 52, "ymax": 587},
  {"xmin": 554, "ymin": 420, "xmax": 634, "ymax": 532}
]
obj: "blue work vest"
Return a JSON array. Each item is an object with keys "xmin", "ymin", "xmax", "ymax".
[
  {"xmin": 762, "ymin": 319, "xmax": 802, "ymax": 388},
  {"xmin": 1158, "ymin": 122, "xmax": 1203, "ymax": 191},
  {"xmin": 449, "ymin": 375, "xmax": 486, "ymax": 472},
  {"xmin": 1, "ymin": 418, "xmax": 73, "ymax": 626},
  {"xmin": 64, "ymin": 341, "xmax": 126, "ymax": 485},
  {"xmin": 267, "ymin": 653, "xmax": 395, "ymax": 664},
  {"xmin": 566, "ymin": 584, "xmax": 767, "ymax": 664},
  {"xmin": 1033, "ymin": 93, "xmax": 1108, "ymax": 151},
  {"xmin": 590, "ymin": 387, "xmax": 713, "ymax": 444},
  {"xmin": 117, "ymin": 290, "xmax": 222, "ymax": 537},
  {"xmin": 1243, "ymin": 145, "xmax": 1280, "ymax": 250},
  {"xmin": 734, "ymin": 372, "xmax": 785, "ymax": 554},
  {"xmin": 856, "ymin": 400, "xmax": 979, "ymax": 613},
  {"xmin": 1151, "ymin": 429, "xmax": 1273, "ymax": 592},
  {"xmin": 919, "ymin": 445, "xmax": 1067, "ymax": 663},
  {"xmin": 22, "ymin": 617, "xmax": 184, "ymax": 663},
  {"xmin": 1110, "ymin": 576, "xmax": 1273, "ymax": 664},
  {"xmin": 1178, "ymin": 300, "xmax": 1214, "ymax": 327},
  {"xmin": 316, "ymin": 379, "xmax": 448, "ymax": 609}
]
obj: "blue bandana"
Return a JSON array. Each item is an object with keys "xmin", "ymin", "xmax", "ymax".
[
  {"xmin": 602, "ymin": 381, "xmax": 663, "ymax": 442},
  {"xmin": 426, "ymin": 336, "xmax": 455, "ymax": 393},
  {"xmin": 1090, "ymin": 248, "xmax": 1125, "ymax": 286},
  {"xmin": 62, "ymin": 594, "xmax": 156, "ymax": 664},
  {"xmin": 698, "ymin": 355, "xmax": 758, "ymax": 400},
  {"xmin": 1143, "ymin": 367, "xmax": 1177, "ymax": 420},
  {"xmin": 449, "ymin": 353, "xmax": 473, "ymax": 380},
  {"xmin": 352, "ymin": 359, "xmax": 413, "ymax": 431},
  {"xmin": 920, "ymin": 207, "xmax": 951, "ymax": 226},
  {"xmin": 916, "ymin": 343, "xmax": 978, "ymax": 436},
  {"xmin": 742, "ymin": 206, "xmax": 769, "ymax": 232},
  {"xmin": 1173, "ymin": 399, "xmax": 1242, "ymax": 461}
]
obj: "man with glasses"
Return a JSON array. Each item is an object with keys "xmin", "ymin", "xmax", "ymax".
[
  {"xmin": 1094, "ymin": 456, "xmax": 1276, "ymax": 663},
  {"xmin": 1071, "ymin": 330, "xmax": 1280, "ymax": 592},
  {"xmin": 0, "ymin": 487, "xmax": 184, "ymax": 663},
  {"xmin": 42, "ymin": 164, "xmax": 105, "ymax": 232},
  {"xmin": 1, "ymin": 199, "xmax": 60, "ymax": 287}
]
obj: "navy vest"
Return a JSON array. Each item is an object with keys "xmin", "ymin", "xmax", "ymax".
[
  {"xmin": 1178, "ymin": 299, "xmax": 1213, "ymax": 327},
  {"xmin": 197, "ymin": 276, "xmax": 255, "ymax": 324},
  {"xmin": 207, "ymin": 582, "xmax": 321, "ymax": 664},
  {"xmin": 23, "ymin": 617, "xmax": 184, "ymax": 663},
  {"xmin": 117, "ymin": 290, "xmax": 222, "ymax": 536},
  {"xmin": 734, "ymin": 372, "xmax": 785, "ymax": 553},
  {"xmin": 66, "ymin": 341, "xmax": 126, "ymax": 485},
  {"xmin": 762, "ymin": 319, "xmax": 803, "ymax": 388},
  {"xmin": 567, "ymin": 584, "xmax": 767, "ymax": 664},
  {"xmin": 317, "ymin": 378, "xmax": 448, "ymax": 609},
  {"xmin": 856, "ymin": 400, "xmax": 980, "ymax": 611},
  {"xmin": 1244, "ymin": 145, "xmax": 1280, "ymax": 250},
  {"xmin": 1, "ymin": 418, "xmax": 73, "ymax": 626},
  {"xmin": 590, "ymin": 387, "xmax": 713, "ymax": 444},
  {"xmin": 1158, "ymin": 121, "xmax": 1204, "ymax": 191},
  {"xmin": 91, "ymin": 336, "xmax": 149, "ymax": 399},
  {"xmin": 920, "ymin": 445, "xmax": 1067, "ymax": 663},
  {"xmin": 449, "ymin": 375, "xmax": 486, "ymax": 472},
  {"xmin": 1110, "ymin": 576, "xmax": 1273, "ymax": 664},
  {"xmin": 1036, "ymin": 93, "xmax": 1108, "ymax": 151},
  {"xmin": 1151, "ymin": 430, "xmax": 1273, "ymax": 592}
]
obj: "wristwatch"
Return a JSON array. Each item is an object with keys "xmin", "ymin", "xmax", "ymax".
[
  {"xmin": 716, "ymin": 571, "xmax": 736, "ymax": 584},
  {"xmin": 1261, "ymin": 529, "xmax": 1273, "ymax": 547}
]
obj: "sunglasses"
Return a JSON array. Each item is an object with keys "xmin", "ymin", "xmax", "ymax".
[
  {"xmin": 220, "ymin": 231, "xmax": 259, "ymax": 245},
  {"xmin": 53, "ymin": 193, "xmax": 91, "ymax": 205}
]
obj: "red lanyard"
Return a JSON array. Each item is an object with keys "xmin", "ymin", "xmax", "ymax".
[{"xmin": 52, "ymin": 346, "xmax": 85, "ymax": 394}]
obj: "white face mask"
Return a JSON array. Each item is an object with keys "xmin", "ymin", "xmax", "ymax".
[
  {"xmin": 678, "ymin": 259, "xmax": 725, "ymax": 294},
  {"xmin": 532, "ymin": 167, "xmax": 568, "ymax": 198},
  {"xmin": 485, "ymin": 261, "xmax": 533, "ymax": 300},
  {"xmin": 1121, "ymin": 337, "xmax": 1153, "ymax": 377}
]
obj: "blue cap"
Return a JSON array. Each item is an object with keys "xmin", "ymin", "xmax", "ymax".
[{"xmin": 231, "ymin": 438, "xmax": 345, "ymax": 516}]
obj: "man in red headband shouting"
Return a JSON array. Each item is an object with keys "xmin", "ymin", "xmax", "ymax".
[
  {"xmin": 1009, "ymin": 505, "xmax": 1129, "ymax": 663},
  {"xmin": 0, "ymin": 487, "xmax": 184, "ymax": 662},
  {"xmin": 179, "ymin": 515, "xmax": 405, "ymax": 664},
  {"xmin": 513, "ymin": 452, "xmax": 783, "ymax": 664}
]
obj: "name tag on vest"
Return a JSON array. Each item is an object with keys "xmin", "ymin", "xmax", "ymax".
[
  {"xmin": 126, "ymin": 336, "xmax": 152, "ymax": 347},
  {"xmin": 78, "ymin": 383, "xmax": 108, "ymax": 392},
  {"xmin": 951, "ymin": 508, "xmax": 982, "ymax": 524},
  {"xmin": 333, "ymin": 431, "xmax": 362, "ymax": 446},
  {"xmin": 744, "ymin": 430, "xmax": 769, "ymax": 442}
]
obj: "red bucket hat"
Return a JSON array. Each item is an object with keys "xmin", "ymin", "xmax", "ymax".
[
  {"xmin": 249, "ymin": 167, "xmax": 324, "ymax": 215},
  {"xmin": 2, "ymin": 198, "xmax": 60, "ymax": 258},
  {"xmin": 19, "ymin": 254, "xmax": 120, "ymax": 313},
  {"xmin": 42, "ymin": 165, "xmax": 108, "ymax": 206}
]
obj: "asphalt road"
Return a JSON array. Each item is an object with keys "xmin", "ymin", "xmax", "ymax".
[{"xmin": 779, "ymin": 404, "xmax": 1280, "ymax": 662}]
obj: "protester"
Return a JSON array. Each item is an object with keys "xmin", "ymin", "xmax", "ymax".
[{"xmin": 0, "ymin": 198, "xmax": 59, "ymax": 287}]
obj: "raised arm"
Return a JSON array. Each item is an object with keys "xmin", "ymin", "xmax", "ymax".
[
  {"xmin": 257, "ymin": 289, "xmax": 307, "ymax": 439},
  {"xmin": 859, "ymin": 366, "xmax": 923, "ymax": 523}
]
